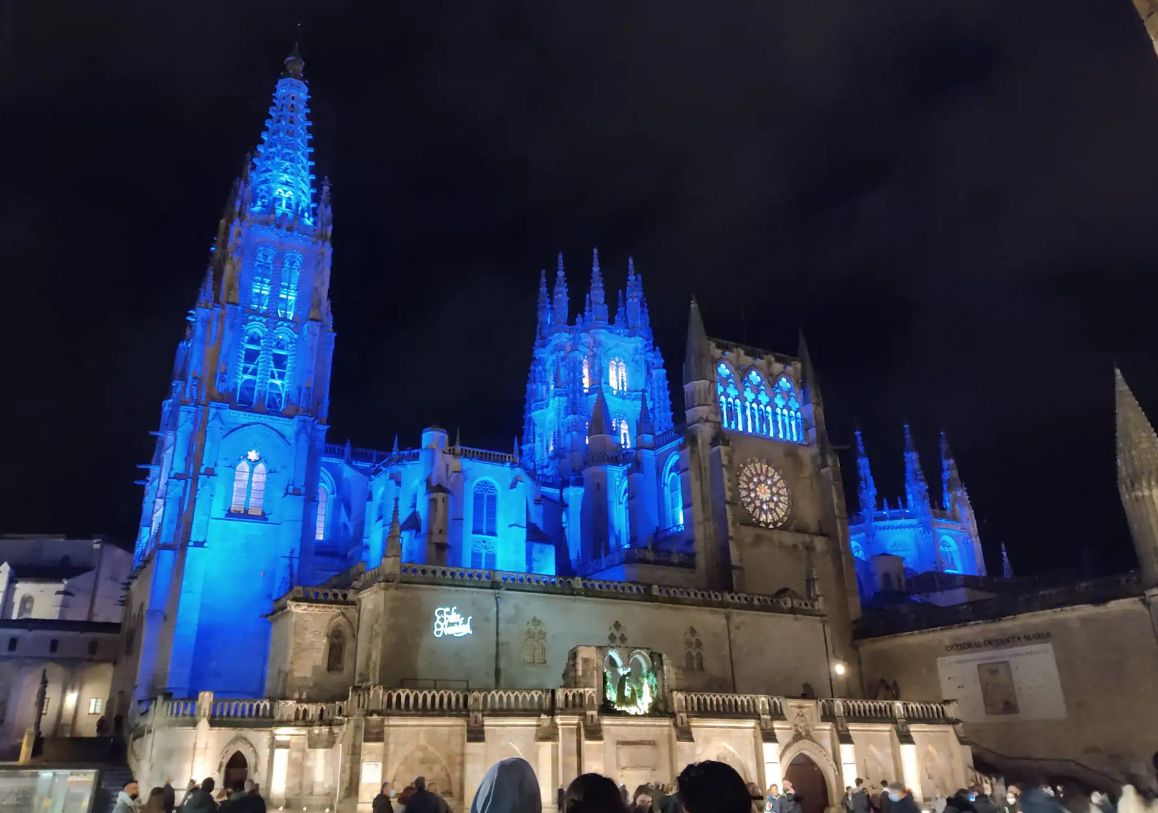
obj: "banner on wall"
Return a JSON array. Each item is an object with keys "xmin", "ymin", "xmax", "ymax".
[{"xmin": 936, "ymin": 642, "xmax": 1066, "ymax": 722}]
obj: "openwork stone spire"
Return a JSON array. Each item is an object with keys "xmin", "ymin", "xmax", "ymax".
[
  {"xmin": 855, "ymin": 430, "xmax": 877, "ymax": 515},
  {"xmin": 250, "ymin": 46, "xmax": 316, "ymax": 223}
]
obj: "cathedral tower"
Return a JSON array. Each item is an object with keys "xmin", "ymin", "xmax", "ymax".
[
  {"xmin": 1116, "ymin": 368, "xmax": 1158, "ymax": 588},
  {"xmin": 116, "ymin": 48, "xmax": 336, "ymax": 702}
]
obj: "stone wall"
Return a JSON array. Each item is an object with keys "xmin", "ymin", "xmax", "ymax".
[{"xmin": 856, "ymin": 595, "xmax": 1158, "ymax": 784}]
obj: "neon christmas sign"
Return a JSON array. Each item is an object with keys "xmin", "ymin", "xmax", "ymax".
[{"xmin": 433, "ymin": 607, "xmax": 473, "ymax": 638}]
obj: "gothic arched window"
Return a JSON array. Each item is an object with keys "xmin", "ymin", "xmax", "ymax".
[
  {"xmin": 582, "ymin": 356, "xmax": 592, "ymax": 392},
  {"xmin": 237, "ymin": 327, "xmax": 264, "ymax": 407},
  {"xmin": 667, "ymin": 470, "xmax": 684, "ymax": 530},
  {"xmin": 742, "ymin": 369, "xmax": 773, "ymax": 436},
  {"xmin": 325, "ymin": 627, "xmax": 345, "ymax": 672},
  {"xmin": 277, "ymin": 251, "xmax": 302, "ymax": 319},
  {"xmin": 16, "ymin": 595, "xmax": 33, "ymax": 620},
  {"xmin": 472, "ymin": 480, "xmax": 498, "ymax": 536},
  {"xmin": 772, "ymin": 376, "xmax": 804, "ymax": 443},
  {"xmin": 265, "ymin": 334, "xmax": 292, "ymax": 411},
  {"xmin": 250, "ymin": 246, "xmax": 274, "ymax": 310},
  {"xmin": 230, "ymin": 451, "xmax": 267, "ymax": 516},
  {"xmin": 315, "ymin": 485, "xmax": 329, "ymax": 542},
  {"xmin": 617, "ymin": 418, "xmax": 631, "ymax": 449},
  {"xmin": 274, "ymin": 187, "xmax": 294, "ymax": 216},
  {"xmin": 939, "ymin": 537, "xmax": 961, "ymax": 573},
  {"xmin": 716, "ymin": 363, "xmax": 741, "ymax": 430},
  {"xmin": 471, "ymin": 538, "xmax": 497, "ymax": 570},
  {"xmin": 851, "ymin": 540, "xmax": 866, "ymax": 560},
  {"xmin": 609, "ymin": 358, "xmax": 627, "ymax": 393}
]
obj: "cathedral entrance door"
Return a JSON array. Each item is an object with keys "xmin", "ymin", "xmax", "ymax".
[
  {"xmin": 224, "ymin": 751, "xmax": 248, "ymax": 791},
  {"xmin": 785, "ymin": 755, "xmax": 828, "ymax": 813}
]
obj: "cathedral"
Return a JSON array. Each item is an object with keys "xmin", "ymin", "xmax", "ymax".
[{"xmin": 111, "ymin": 48, "xmax": 984, "ymax": 811}]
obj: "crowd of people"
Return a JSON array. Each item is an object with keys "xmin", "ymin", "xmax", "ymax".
[
  {"xmin": 112, "ymin": 762, "xmax": 1158, "ymax": 813},
  {"xmin": 111, "ymin": 776, "xmax": 267, "ymax": 812}
]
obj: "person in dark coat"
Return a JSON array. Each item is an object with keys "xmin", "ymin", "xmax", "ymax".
[
  {"xmin": 945, "ymin": 789, "xmax": 976, "ymax": 813},
  {"xmin": 886, "ymin": 784, "xmax": 919, "ymax": 813},
  {"xmin": 373, "ymin": 782, "xmax": 395, "ymax": 813},
  {"xmin": 564, "ymin": 774, "xmax": 628, "ymax": 813},
  {"xmin": 875, "ymin": 782, "xmax": 892, "ymax": 813},
  {"xmin": 971, "ymin": 786, "xmax": 999, "ymax": 813},
  {"xmin": 405, "ymin": 777, "xmax": 448, "ymax": 813},
  {"xmin": 851, "ymin": 780, "xmax": 871, "ymax": 813},
  {"xmin": 780, "ymin": 780, "xmax": 802, "ymax": 813},
  {"xmin": 676, "ymin": 761, "xmax": 752, "ymax": 813},
  {"xmin": 181, "ymin": 778, "xmax": 219, "ymax": 813}
]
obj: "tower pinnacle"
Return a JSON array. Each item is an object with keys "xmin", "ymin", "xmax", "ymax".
[
  {"xmin": 251, "ymin": 47, "xmax": 316, "ymax": 223},
  {"xmin": 1115, "ymin": 367, "xmax": 1158, "ymax": 587}
]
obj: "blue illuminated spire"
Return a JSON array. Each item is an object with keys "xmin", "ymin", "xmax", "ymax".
[
  {"xmin": 854, "ymin": 430, "xmax": 878, "ymax": 515},
  {"xmin": 903, "ymin": 424, "xmax": 931, "ymax": 511},
  {"xmin": 552, "ymin": 253, "xmax": 569, "ymax": 326},
  {"xmin": 588, "ymin": 248, "xmax": 608, "ymax": 324},
  {"xmin": 940, "ymin": 431, "xmax": 963, "ymax": 512},
  {"xmin": 1000, "ymin": 542, "xmax": 1014, "ymax": 578},
  {"xmin": 250, "ymin": 45, "xmax": 316, "ymax": 224},
  {"xmin": 536, "ymin": 269, "xmax": 551, "ymax": 338}
]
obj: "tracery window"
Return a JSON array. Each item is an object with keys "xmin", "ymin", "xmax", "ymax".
[
  {"xmin": 772, "ymin": 376, "xmax": 804, "ymax": 443},
  {"xmin": 939, "ymin": 537, "xmax": 961, "ymax": 573},
  {"xmin": 742, "ymin": 370, "xmax": 774, "ymax": 436},
  {"xmin": 230, "ymin": 450, "xmax": 267, "ymax": 516},
  {"xmin": 276, "ymin": 251, "xmax": 302, "ymax": 319},
  {"xmin": 265, "ymin": 334, "xmax": 291, "ymax": 411},
  {"xmin": 715, "ymin": 363, "xmax": 742, "ymax": 430},
  {"xmin": 667, "ymin": 470, "xmax": 684, "ymax": 529},
  {"xmin": 617, "ymin": 418, "xmax": 631, "ymax": 449},
  {"xmin": 315, "ymin": 485, "xmax": 329, "ymax": 542},
  {"xmin": 471, "ymin": 538, "xmax": 497, "ymax": 570},
  {"xmin": 237, "ymin": 327, "xmax": 264, "ymax": 407},
  {"xmin": 609, "ymin": 358, "xmax": 627, "ymax": 393},
  {"xmin": 582, "ymin": 357, "xmax": 592, "ymax": 392},
  {"xmin": 472, "ymin": 480, "xmax": 498, "ymax": 536},
  {"xmin": 250, "ymin": 246, "xmax": 274, "ymax": 310}
]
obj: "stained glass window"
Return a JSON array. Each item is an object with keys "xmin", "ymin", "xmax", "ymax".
[
  {"xmin": 472, "ymin": 480, "xmax": 498, "ymax": 536},
  {"xmin": 667, "ymin": 471, "xmax": 683, "ymax": 529},
  {"xmin": 737, "ymin": 459, "xmax": 791, "ymax": 529},
  {"xmin": 715, "ymin": 363, "xmax": 741, "ymax": 430},
  {"xmin": 471, "ymin": 538, "xmax": 497, "ymax": 570},
  {"xmin": 743, "ymin": 370, "xmax": 773, "ymax": 436},
  {"xmin": 230, "ymin": 452, "xmax": 267, "ymax": 516},
  {"xmin": 609, "ymin": 358, "xmax": 627, "ymax": 393},
  {"xmin": 277, "ymin": 251, "xmax": 302, "ymax": 319},
  {"xmin": 315, "ymin": 485, "xmax": 329, "ymax": 541},
  {"xmin": 251, "ymin": 246, "xmax": 274, "ymax": 310},
  {"xmin": 582, "ymin": 357, "xmax": 591, "ymax": 392}
]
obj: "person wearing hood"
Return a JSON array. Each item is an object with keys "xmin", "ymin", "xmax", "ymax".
[
  {"xmin": 469, "ymin": 758, "xmax": 541, "ymax": 813},
  {"xmin": 113, "ymin": 780, "xmax": 141, "ymax": 813}
]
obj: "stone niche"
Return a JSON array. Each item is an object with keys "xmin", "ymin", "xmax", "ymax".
[{"xmin": 562, "ymin": 644, "xmax": 675, "ymax": 715}]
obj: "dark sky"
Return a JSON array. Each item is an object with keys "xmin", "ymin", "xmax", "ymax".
[{"xmin": 2, "ymin": 0, "xmax": 1157, "ymax": 576}]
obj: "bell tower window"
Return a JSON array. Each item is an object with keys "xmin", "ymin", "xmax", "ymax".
[
  {"xmin": 237, "ymin": 328, "xmax": 263, "ymax": 407},
  {"xmin": 277, "ymin": 251, "xmax": 302, "ymax": 319},
  {"xmin": 250, "ymin": 246, "xmax": 274, "ymax": 311},
  {"xmin": 230, "ymin": 450, "xmax": 268, "ymax": 516}
]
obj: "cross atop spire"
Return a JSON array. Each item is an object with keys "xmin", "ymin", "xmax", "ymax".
[{"xmin": 250, "ymin": 46, "xmax": 316, "ymax": 224}]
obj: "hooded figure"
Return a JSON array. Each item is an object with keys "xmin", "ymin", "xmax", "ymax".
[{"xmin": 470, "ymin": 758, "xmax": 542, "ymax": 813}]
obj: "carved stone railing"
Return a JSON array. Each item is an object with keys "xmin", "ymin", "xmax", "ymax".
[
  {"xmin": 322, "ymin": 444, "xmax": 390, "ymax": 467},
  {"xmin": 447, "ymin": 445, "xmax": 518, "ymax": 465},
  {"xmin": 576, "ymin": 546, "xmax": 695, "ymax": 575},
  {"xmin": 554, "ymin": 687, "xmax": 598, "ymax": 712},
  {"xmin": 672, "ymin": 692, "xmax": 782, "ymax": 718},
  {"xmin": 271, "ymin": 585, "xmax": 356, "ymax": 613},
  {"xmin": 469, "ymin": 690, "xmax": 551, "ymax": 713},
  {"xmin": 819, "ymin": 698, "xmax": 954, "ymax": 725}
]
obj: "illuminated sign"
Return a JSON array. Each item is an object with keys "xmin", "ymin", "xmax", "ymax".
[{"xmin": 433, "ymin": 607, "xmax": 473, "ymax": 638}]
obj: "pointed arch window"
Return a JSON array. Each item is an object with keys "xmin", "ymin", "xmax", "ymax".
[
  {"xmin": 715, "ymin": 363, "xmax": 741, "ymax": 430},
  {"xmin": 667, "ymin": 470, "xmax": 684, "ymax": 530},
  {"xmin": 325, "ymin": 626, "xmax": 345, "ymax": 672},
  {"xmin": 315, "ymin": 484, "xmax": 329, "ymax": 542},
  {"xmin": 277, "ymin": 251, "xmax": 302, "ymax": 319},
  {"xmin": 772, "ymin": 376, "xmax": 804, "ymax": 443},
  {"xmin": 274, "ymin": 187, "xmax": 295, "ymax": 217},
  {"xmin": 230, "ymin": 450, "xmax": 267, "ymax": 516},
  {"xmin": 265, "ymin": 334, "xmax": 292, "ymax": 411},
  {"xmin": 939, "ymin": 537, "xmax": 961, "ymax": 573},
  {"xmin": 609, "ymin": 358, "xmax": 627, "ymax": 393},
  {"xmin": 250, "ymin": 246, "xmax": 275, "ymax": 311},
  {"xmin": 472, "ymin": 480, "xmax": 498, "ymax": 536},
  {"xmin": 581, "ymin": 357, "xmax": 592, "ymax": 392},
  {"xmin": 237, "ymin": 328, "xmax": 264, "ymax": 407},
  {"xmin": 617, "ymin": 418, "xmax": 631, "ymax": 449},
  {"xmin": 471, "ymin": 538, "xmax": 497, "ymax": 570},
  {"xmin": 742, "ymin": 370, "xmax": 774, "ymax": 436}
]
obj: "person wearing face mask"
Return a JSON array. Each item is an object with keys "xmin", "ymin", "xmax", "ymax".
[
  {"xmin": 886, "ymin": 782, "xmax": 919, "ymax": 813},
  {"xmin": 113, "ymin": 780, "xmax": 141, "ymax": 813},
  {"xmin": 1001, "ymin": 788, "xmax": 1019, "ymax": 813}
]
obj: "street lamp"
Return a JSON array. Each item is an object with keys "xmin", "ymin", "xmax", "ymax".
[{"xmin": 833, "ymin": 661, "xmax": 847, "ymax": 677}]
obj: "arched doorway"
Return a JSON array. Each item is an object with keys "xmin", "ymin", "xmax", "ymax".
[
  {"xmin": 785, "ymin": 754, "xmax": 829, "ymax": 813},
  {"xmin": 224, "ymin": 751, "xmax": 248, "ymax": 792}
]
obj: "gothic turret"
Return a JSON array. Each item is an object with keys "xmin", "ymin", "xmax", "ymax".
[
  {"xmin": 588, "ymin": 248, "xmax": 609, "ymax": 325},
  {"xmin": 855, "ymin": 431, "xmax": 878, "ymax": 516},
  {"xmin": 552, "ymin": 254, "xmax": 569, "ymax": 327},
  {"xmin": 1115, "ymin": 368, "xmax": 1158, "ymax": 587},
  {"xmin": 535, "ymin": 269, "xmax": 552, "ymax": 338},
  {"xmin": 903, "ymin": 424, "xmax": 931, "ymax": 512}
]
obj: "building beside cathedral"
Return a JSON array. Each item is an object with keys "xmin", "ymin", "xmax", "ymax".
[{"xmin": 109, "ymin": 50, "xmax": 973, "ymax": 812}]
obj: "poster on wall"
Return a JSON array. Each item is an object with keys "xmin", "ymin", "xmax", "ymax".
[{"xmin": 936, "ymin": 641, "xmax": 1066, "ymax": 722}]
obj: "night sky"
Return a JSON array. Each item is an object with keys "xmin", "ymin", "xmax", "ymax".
[{"xmin": 3, "ymin": 0, "xmax": 1158, "ymax": 576}]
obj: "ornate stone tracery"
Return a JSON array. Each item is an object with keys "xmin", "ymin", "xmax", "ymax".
[{"xmin": 738, "ymin": 459, "xmax": 792, "ymax": 528}]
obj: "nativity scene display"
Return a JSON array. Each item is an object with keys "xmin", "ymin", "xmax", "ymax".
[{"xmin": 602, "ymin": 648, "xmax": 661, "ymax": 715}]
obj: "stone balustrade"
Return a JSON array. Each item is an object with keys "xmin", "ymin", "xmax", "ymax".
[
  {"xmin": 143, "ymin": 688, "xmax": 954, "ymax": 730},
  {"xmin": 446, "ymin": 445, "xmax": 518, "ymax": 465}
]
